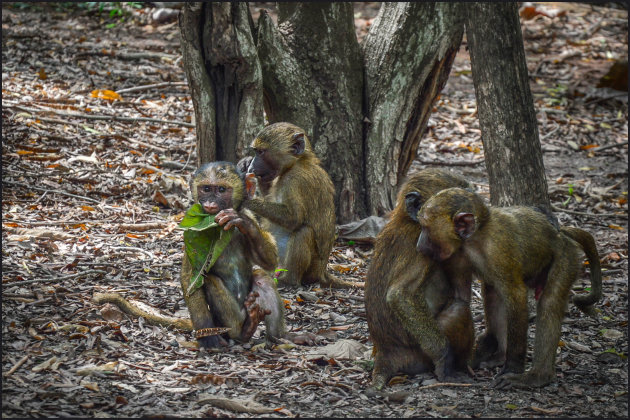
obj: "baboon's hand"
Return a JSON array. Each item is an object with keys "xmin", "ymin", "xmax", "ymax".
[{"xmin": 216, "ymin": 208, "xmax": 253, "ymax": 235}]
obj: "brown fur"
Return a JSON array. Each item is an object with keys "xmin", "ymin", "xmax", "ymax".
[
  {"xmin": 94, "ymin": 162, "xmax": 288, "ymax": 348},
  {"xmin": 244, "ymin": 122, "xmax": 358, "ymax": 288},
  {"xmin": 416, "ymin": 187, "xmax": 602, "ymax": 388},
  {"xmin": 365, "ymin": 169, "xmax": 474, "ymax": 389}
]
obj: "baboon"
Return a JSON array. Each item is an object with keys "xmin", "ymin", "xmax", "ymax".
[
  {"xmin": 415, "ymin": 187, "xmax": 602, "ymax": 388},
  {"xmin": 96, "ymin": 162, "xmax": 315, "ymax": 347},
  {"xmin": 244, "ymin": 122, "xmax": 358, "ymax": 288},
  {"xmin": 365, "ymin": 169, "xmax": 475, "ymax": 389}
]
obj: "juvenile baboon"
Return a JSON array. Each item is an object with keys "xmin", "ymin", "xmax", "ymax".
[
  {"xmin": 96, "ymin": 162, "xmax": 317, "ymax": 348},
  {"xmin": 365, "ymin": 169, "xmax": 475, "ymax": 389},
  {"xmin": 415, "ymin": 187, "xmax": 602, "ymax": 388},
  {"xmin": 245, "ymin": 122, "xmax": 358, "ymax": 288}
]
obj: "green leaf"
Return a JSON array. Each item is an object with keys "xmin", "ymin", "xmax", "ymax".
[
  {"xmin": 184, "ymin": 227, "xmax": 233, "ymax": 296},
  {"xmin": 180, "ymin": 204, "xmax": 233, "ymax": 296},
  {"xmin": 179, "ymin": 203, "xmax": 234, "ymax": 296},
  {"xmin": 178, "ymin": 203, "xmax": 218, "ymax": 230}
]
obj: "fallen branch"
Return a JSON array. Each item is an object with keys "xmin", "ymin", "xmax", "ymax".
[
  {"xmin": 3, "ymin": 102, "xmax": 194, "ymax": 128},
  {"xmin": 74, "ymin": 51, "xmax": 178, "ymax": 61},
  {"xmin": 418, "ymin": 382, "xmax": 475, "ymax": 390},
  {"xmin": 116, "ymin": 82, "xmax": 188, "ymax": 94},
  {"xmin": 3, "ymin": 219, "xmax": 114, "ymax": 226},
  {"xmin": 110, "ymin": 246, "xmax": 154, "ymax": 260},
  {"xmin": 551, "ymin": 205, "xmax": 627, "ymax": 219},
  {"xmin": 592, "ymin": 141, "xmax": 628, "ymax": 153},
  {"xmin": 5, "ymin": 227, "xmax": 75, "ymax": 241},
  {"xmin": 3, "ymin": 180, "xmax": 102, "ymax": 204},
  {"xmin": 418, "ymin": 158, "xmax": 485, "ymax": 167},
  {"xmin": 117, "ymin": 222, "xmax": 169, "ymax": 232},
  {"xmin": 3, "ymin": 269, "xmax": 107, "ymax": 287},
  {"xmin": 4, "ymin": 355, "xmax": 30, "ymax": 377}
]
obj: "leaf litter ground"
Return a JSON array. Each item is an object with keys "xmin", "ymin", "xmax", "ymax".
[{"xmin": 2, "ymin": 2, "xmax": 627, "ymax": 418}]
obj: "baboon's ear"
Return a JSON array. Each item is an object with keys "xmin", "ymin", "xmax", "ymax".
[
  {"xmin": 291, "ymin": 133, "xmax": 305, "ymax": 156},
  {"xmin": 454, "ymin": 213, "xmax": 475, "ymax": 239},
  {"xmin": 404, "ymin": 191, "xmax": 423, "ymax": 222}
]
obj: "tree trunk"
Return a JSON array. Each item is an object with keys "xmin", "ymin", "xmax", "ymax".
[
  {"xmin": 465, "ymin": 2, "xmax": 550, "ymax": 208},
  {"xmin": 256, "ymin": 2, "xmax": 365, "ymax": 223},
  {"xmin": 179, "ymin": 2, "xmax": 263, "ymax": 165},
  {"xmin": 362, "ymin": 2, "xmax": 465, "ymax": 216},
  {"xmin": 183, "ymin": 2, "xmax": 545, "ymax": 221}
]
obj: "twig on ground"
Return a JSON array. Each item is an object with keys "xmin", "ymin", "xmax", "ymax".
[
  {"xmin": 540, "ymin": 122, "xmax": 560, "ymax": 141},
  {"xmin": 418, "ymin": 159, "xmax": 485, "ymax": 167},
  {"xmin": 116, "ymin": 82, "xmax": 188, "ymax": 94},
  {"xmin": 118, "ymin": 222, "xmax": 168, "ymax": 232},
  {"xmin": 4, "ymin": 355, "xmax": 30, "ymax": 377},
  {"xmin": 592, "ymin": 141, "xmax": 628, "ymax": 153},
  {"xmin": 3, "ymin": 270, "xmax": 107, "ymax": 287},
  {"xmin": 3, "ymin": 219, "xmax": 115, "ymax": 226},
  {"xmin": 3, "ymin": 102, "xmax": 195, "ymax": 128},
  {"xmin": 110, "ymin": 134, "xmax": 168, "ymax": 152},
  {"xmin": 552, "ymin": 205, "xmax": 627, "ymax": 219},
  {"xmin": 74, "ymin": 51, "xmax": 178, "ymax": 61},
  {"xmin": 110, "ymin": 246, "xmax": 154, "ymax": 260},
  {"xmin": 3, "ymin": 180, "xmax": 102, "ymax": 204},
  {"xmin": 418, "ymin": 382, "xmax": 475, "ymax": 390}
]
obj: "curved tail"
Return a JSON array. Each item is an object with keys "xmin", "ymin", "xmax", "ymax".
[
  {"xmin": 93, "ymin": 292, "xmax": 193, "ymax": 331},
  {"xmin": 561, "ymin": 227, "xmax": 602, "ymax": 316}
]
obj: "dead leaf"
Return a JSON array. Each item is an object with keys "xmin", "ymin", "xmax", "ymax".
[
  {"xmin": 198, "ymin": 395, "xmax": 275, "ymax": 414},
  {"xmin": 32, "ymin": 356, "xmax": 60, "ymax": 372},
  {"xmin": 152, "ymin": 189, "xmax": 171, "ymax": 207},
  {"xmin": 330, "ymin": 264, "xmax": 352, "ymax": 274},
  {"xmin": 28, "ymin": 327, "xmax": 45, "ymax": 341},
  {"xmin": 5, "ymin": 227, "xmax": 74, "ymax": 241},
  {"xmin": 74, "ymin": 361, "xmax": 119, "ymax": 376},
  {"xmin": 81, "ymin": 381, "xmax": 100, "ymax": 392},
  {"xmin": 307, "ymin": 339, "xmax": 367, "ymax": 360},
  {"xmin": 100, "ymin": 303, "xmax": 125, "ymax": 322},
  {"xmin": 90, "ymin": 89, "xmax": 122, "ymax": 101},
  {"xmin": 602, "ymin": 329, "xmax": 623, "ymax": 340},
  {"xmin": 68, "ymin": 152, "xmax": 99, "ymax": 165}
]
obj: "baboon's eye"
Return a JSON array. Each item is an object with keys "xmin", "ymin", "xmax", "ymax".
[{"xmin": 219, "ymin": 186, "xmax": 226, "ymax": 193}]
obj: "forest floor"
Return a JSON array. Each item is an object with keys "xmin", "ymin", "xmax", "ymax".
[{"xmin": 2, "ymin": 2, "xmax": 628, "ymax": 418}]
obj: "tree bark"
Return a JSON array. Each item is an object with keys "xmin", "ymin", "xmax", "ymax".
[
  {"xmin": 179, "ymin": 2, "xmax": 263, "ymax": 166},
  {"xmin": 256, "ymin": 2, "xmax": 365, "ymax": 223},
  {"xmin": 362, "ymin": 2, "xmax": 466, "ymax": 216},
  {"xmin": 466, "ymin": 2, "xmax": 550, "ymax": 208}
]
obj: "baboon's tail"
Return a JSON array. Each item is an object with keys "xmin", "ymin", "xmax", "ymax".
[
  {"xmin": 561, "ymin": 227, "xmax": 602, "ymax": 316},
  {"xmin": 93, "ymin": 292, "xmax": 193, "ymax": 331}
]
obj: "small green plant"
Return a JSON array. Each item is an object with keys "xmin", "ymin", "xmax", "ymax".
[
  {"xmin": 562, "ymin": 183, "xmax": 574, "ymax": 206},
  {"xmin": 602, "ymin": 348, "xmax": 627, "ymax": 359},
  {"xmin": 545, "ymin": 83, "xmax": 569, "ymax": 107}
]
